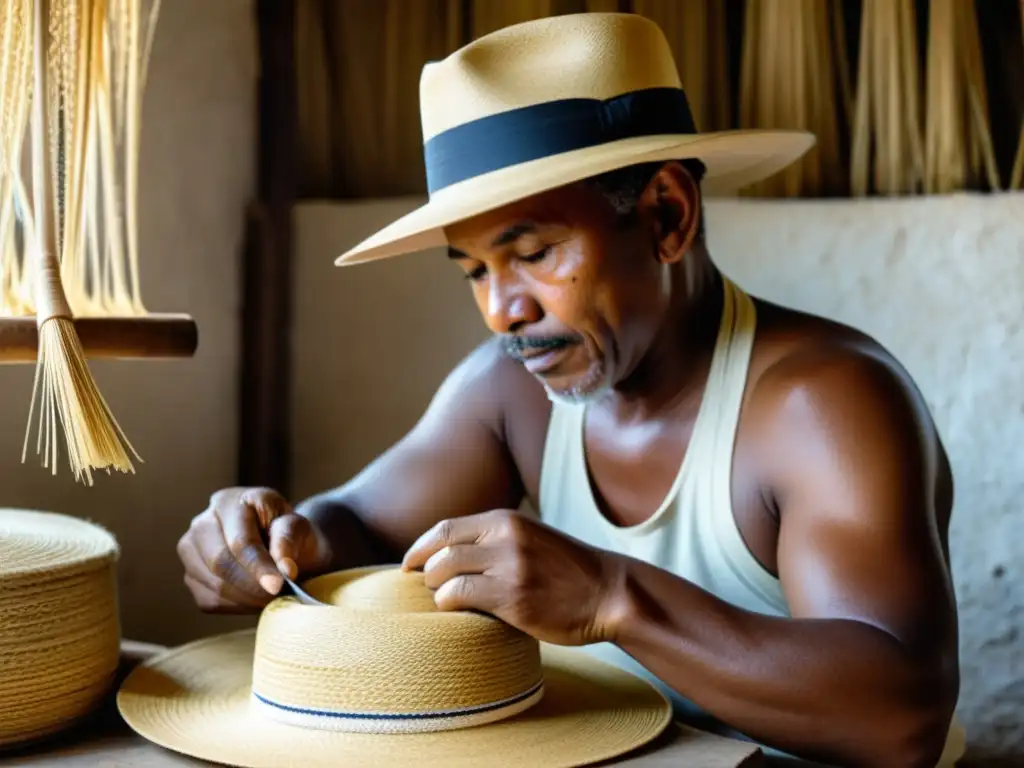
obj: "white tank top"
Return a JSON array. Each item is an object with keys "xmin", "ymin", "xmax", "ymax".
[{"xmin": 537, "ymin": 276, "xmax": 965, "ymax": 765}]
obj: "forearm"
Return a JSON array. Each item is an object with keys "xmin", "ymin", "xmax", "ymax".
[
  {"xmin": 606, "ymin": 557, "xmax": 956, "ymax": 767},
  {"xmin": 295, "ymin": 490, "xmax": 397, "ymax": 573}
]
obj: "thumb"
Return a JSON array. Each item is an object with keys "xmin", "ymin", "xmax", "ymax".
[{"xmin": 268, "ymin": 514, "xmax": 329, "ymax": 580}]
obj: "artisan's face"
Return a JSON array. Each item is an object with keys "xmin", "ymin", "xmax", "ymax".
[{"xmin": 444, "ymin": 164, "xmax": 700, "ymax": 403}]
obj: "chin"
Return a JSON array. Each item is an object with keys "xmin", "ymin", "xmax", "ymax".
[{"xmin": 541, "ymin": 360, "xmax": 613, "ymax": 406}]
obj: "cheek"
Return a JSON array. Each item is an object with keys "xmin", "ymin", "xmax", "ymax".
[{"xmin": 541, "ymin": 246, "xmax": 607, "ymax": 330}]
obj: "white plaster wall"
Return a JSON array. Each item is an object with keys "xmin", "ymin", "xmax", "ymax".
[
  {"xmin": 292, "ymin": 191, "xmax": 1024, "ymax": 762},
  {"xmin": 0, "ymin": 0, "xmax": 257, "ymax": 645}
]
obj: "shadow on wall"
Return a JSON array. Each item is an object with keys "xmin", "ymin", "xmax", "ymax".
[{"xmin": 291, "ymin": 191, "xmax": 1024, "ymax": 764}]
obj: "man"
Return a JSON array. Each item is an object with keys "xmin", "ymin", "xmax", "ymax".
[{"xmin": 177, "ymin": 13, "xmax": 960, "ymax": 767}]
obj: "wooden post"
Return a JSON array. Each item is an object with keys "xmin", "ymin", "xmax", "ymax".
[{"xmin": 240, "ymin": 0, "xmax": 297, "ymax": 493}]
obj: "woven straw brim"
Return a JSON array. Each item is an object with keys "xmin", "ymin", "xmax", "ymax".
[
  {"xmin": 334, "ymin": 128, "xmax": 815, "ymax": 266},
  {"xmin": 0, "ymin": 509, "xmax": 121, "ymax": 748},
  {"xmin": 118, "ymin": 629, "xmax": 672, "ymax": 768}
]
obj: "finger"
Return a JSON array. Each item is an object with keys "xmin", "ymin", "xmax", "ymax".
[
  {"xmin": 433, "ymin": 574, "xmax": 503, "ymax": 614},
  {"xmin": 238, "ymin": 487, "xmax": 293, "ymax": 528},
  {"xmin": 191, "ymin": 519, "xmax": 268, "ymax": 600},
  {"xmin": 178, "ymin": 534, "xmax": 222, "ymax": 593},
  {"xmin": 421, "ymin": 543, "xmax": 498, "ymax": 590},
  {"xmin": 182, "ymin": 537, "xmax": 270, "ymax": 608},
  {"xmin": 184, "ymin": 574, "xmax": 262, "ymax": 615},
  {"xmin": 219, "ymin": 503, "xmax": 284, "ymax": 595},
  {"xmin": 268, "ymin": 515, "xmax": 318, "ymax": 578},
  {"xmin": 402, "ymin": 515, "xmax": 490, "ymax": 572}
]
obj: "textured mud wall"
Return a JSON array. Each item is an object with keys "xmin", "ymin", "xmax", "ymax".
[{"xmin": 293, "ymin": 192, "xmax": 1024, "ymax": 763}]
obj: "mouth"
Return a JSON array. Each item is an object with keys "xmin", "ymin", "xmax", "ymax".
[{"xmin": 520, "ymin": 343, "xmax": 573, "ymax": 375}]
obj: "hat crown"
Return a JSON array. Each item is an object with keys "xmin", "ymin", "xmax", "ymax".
[
  {"xmin": 420, "ymin": 13, "xmax": 683, "ymax": 141},
  {"xmin": 250, "ymin": 567, "xmax": 544, "ymax": 734},
  {"xmin": 318, "ymin": 566, "xmax": 440, "ymax": 613}
]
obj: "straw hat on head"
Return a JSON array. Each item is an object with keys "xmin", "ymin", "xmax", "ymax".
[
  {"xmin": 334, "ymin": 12, "xmax": 815, "ymax": 267},
  {"xmin": 118, "ymin": 566, "xmax": 672, "ymax": 767},
  {"xmin": 0, "ymin": 509, "xmax": 121, "ymax": 748}
]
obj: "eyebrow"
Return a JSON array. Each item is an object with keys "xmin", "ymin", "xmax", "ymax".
[
  {"xmin": 491, "ymin": 221, "xmax": 536, "ymax": 247},
  {"xmin": 446, "ymin": 221, "xmax": 540, "ymax": 261}
]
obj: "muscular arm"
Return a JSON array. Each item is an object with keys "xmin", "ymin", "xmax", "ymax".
[
  {"xmin": 297, "ymin": 339, "xmax": 524, "ymax": 569},
  {"xmin": 606, "ymin": 348, "xmax": 960, "ymax": 767}
]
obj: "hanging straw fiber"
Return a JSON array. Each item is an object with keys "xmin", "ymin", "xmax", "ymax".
[
  {"xmin": 738, "ymin": 0, "xmax": 852, "ymax": 197},
  {"xmin": 0, "ymin": 0, "xmax": 197, "ymax": 486},
  {"xmin": 0, "ymin": 508, "xmax": 121, "ymax": 748},
  {"xmin": 849, "ymin": 0, "xmax": 925, "ymax": 196},
  {"xmin": 1010, "ymin": 0, "xmax": 1024, "ymax": 190},
  {"xmin": 923, "ymin": 0, "xmax": 1001, "ymax": 193}
]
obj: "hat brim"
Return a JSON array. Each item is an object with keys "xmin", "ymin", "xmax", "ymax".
[
  {"xmin": 334, "ymin": 129, "xmax": 815, "ymax": 266},
  {"xmin": 117, "ymin": 629, "xmax": 673, "ymax": 768}
]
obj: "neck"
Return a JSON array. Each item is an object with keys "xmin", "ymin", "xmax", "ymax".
[{"xmin": 604, "ymin": 247, "xmax": 725, "ymax": 423}]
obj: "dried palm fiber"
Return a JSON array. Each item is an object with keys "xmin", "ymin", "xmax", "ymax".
[
  {"xmin": 0, "ymin": 0, "xmax": 196, "ymax": 485},
  {"xmin": 847, "ymin": 0, "xmax": 925, "ymax": 195},
  {"xmin": 738, "ymin": 0, "xmax": 851, "ymax": 197},
  {"xmin": 0, "ymin": 508, "xmax": 121, "ymax": 748},
  {"xmin": 1010, "ymin": 0, "xmax": 1024, "ymax": 190},
  {"xmin": 923, "ymin": 0, "xmax": 1001, "ymax": 193},
  {"xmin": 632, "ymin": 0, "xmax": 731, "ymax": 132}
]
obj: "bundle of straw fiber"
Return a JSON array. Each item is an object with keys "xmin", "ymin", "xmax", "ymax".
[
  {"xmin": 0, "ymin": 508, "xmax": 121, "ymax": 748},
  {"xmin": 1010, "ymin": 0, "xmax": 1024, "ymax": 191},
  {"xmin": 738, "ymin": 0, "xmax": 852, "ymax": 197},
  {"xmin": 631, "ymin": 0, "xmax": 731, "ymax": 133},
  {"xmin": 923, "ymin": 0, "xmax": 1001, "ymax": 193},
  {"xmin": 849, "ymin": 0, "xmax": 925, "ymax": 196},
  {"xmin": 0, "ymin": 0, "xmax": 196, "ymax": 486}
]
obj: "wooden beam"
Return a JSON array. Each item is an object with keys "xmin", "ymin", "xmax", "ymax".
[{"xmin": 240, "ymin": 0, "xmax": 297, "ymax": 494}]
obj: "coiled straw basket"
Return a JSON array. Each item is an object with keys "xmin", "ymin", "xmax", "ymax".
[{"xmin": 0, "ymin": 508, "xmax": 121, "ymax": 748}]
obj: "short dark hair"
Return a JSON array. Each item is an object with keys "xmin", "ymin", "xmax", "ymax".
[{"xmin": 583, "ymin": 158, "xmax": 706, "ymax": 239}]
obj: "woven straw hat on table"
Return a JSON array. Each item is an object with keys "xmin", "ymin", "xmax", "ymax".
[
  {"xmin": 118, "ymin": 565, "xmax": 672, "ymax": 768},
  {"xmin": 0, "ymin": 508, "xmax": 122, "ymax": 748}
]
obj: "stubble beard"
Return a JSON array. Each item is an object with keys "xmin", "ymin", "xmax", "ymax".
[{"xmin": 543, "ymin": 357, "xmax": 614, "ymax": 406}]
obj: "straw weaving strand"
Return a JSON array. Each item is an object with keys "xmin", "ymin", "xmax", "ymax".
[
  {"xmin": 1010, "ymin": 0, "xmax": 1024, "ymax": 190},
  {"xmin": 738, "ymin": 0, "xmax": 849, "ymax": 197},
  {"xmin": 924, "ymin": 0, "xmax": 1000, "ymax": 193},
  {"xmin": 0, "ymin": 0, "xmax": 174, "ymax": 485},
  {"xmin": 631, "ymin": 0, "xmax": 731, "ymax": 132},
  {"xmin": 0, "ymin": 0, "xmax": 34, "ymax": 316},
  {"xmin": 850, "ymin": 0, "xmax": 925, "ymax": 196}
]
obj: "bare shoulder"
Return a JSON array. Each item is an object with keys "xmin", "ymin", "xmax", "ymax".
[
  {"xmin": 745, "ymin": 302, "xmax": 953, "ymax": 541},
  {"xmin": 436, "ymin": 336, "xmax": 551, "ymax": 439},
  {"xmin": 739, "ymin": 302, "xmax": 958, "ymax": 655}
]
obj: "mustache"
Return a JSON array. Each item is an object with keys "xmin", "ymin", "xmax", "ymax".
[{"xmin": 500, "ymin": 334, "xmax": 579, "ymax": 361}]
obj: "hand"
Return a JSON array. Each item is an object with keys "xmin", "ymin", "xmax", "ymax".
[
  {"xmin": 401, "ymin": 509, "xmax": 626, "ymax": 646},
  {"xmin": 177, "ymin": 487, "xmax": 332, "ymax": 614}
]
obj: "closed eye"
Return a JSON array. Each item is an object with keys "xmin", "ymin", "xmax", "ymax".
[
  {"xmin": 521, "ymin": 247, "xmax": 549, "ymax": 263},
  {"xmin": 462, "ymin": 246, "xmax": 551, "ymax": 282},
  {"xmin": 464, "ymin": 264, "xmax": 487, "ymax": 282}
]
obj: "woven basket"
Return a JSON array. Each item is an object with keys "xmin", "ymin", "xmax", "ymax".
[{"xmin": 0, "ymin": 508, "xmax": 122, "ymax": 748}]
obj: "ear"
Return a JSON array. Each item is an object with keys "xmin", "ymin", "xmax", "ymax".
[{"xmin": 636, "ymin": 162, "xmax": 701, "ymax": 265}]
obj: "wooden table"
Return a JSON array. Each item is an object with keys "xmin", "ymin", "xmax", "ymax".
[{"xmin": 1, "ymin": 641, "xmax": 765, "ymax": 768}]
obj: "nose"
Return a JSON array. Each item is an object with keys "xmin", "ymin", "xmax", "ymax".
[{"xmin": 481, "ymin": 273, "xmax": 541, "ymax": 335}]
